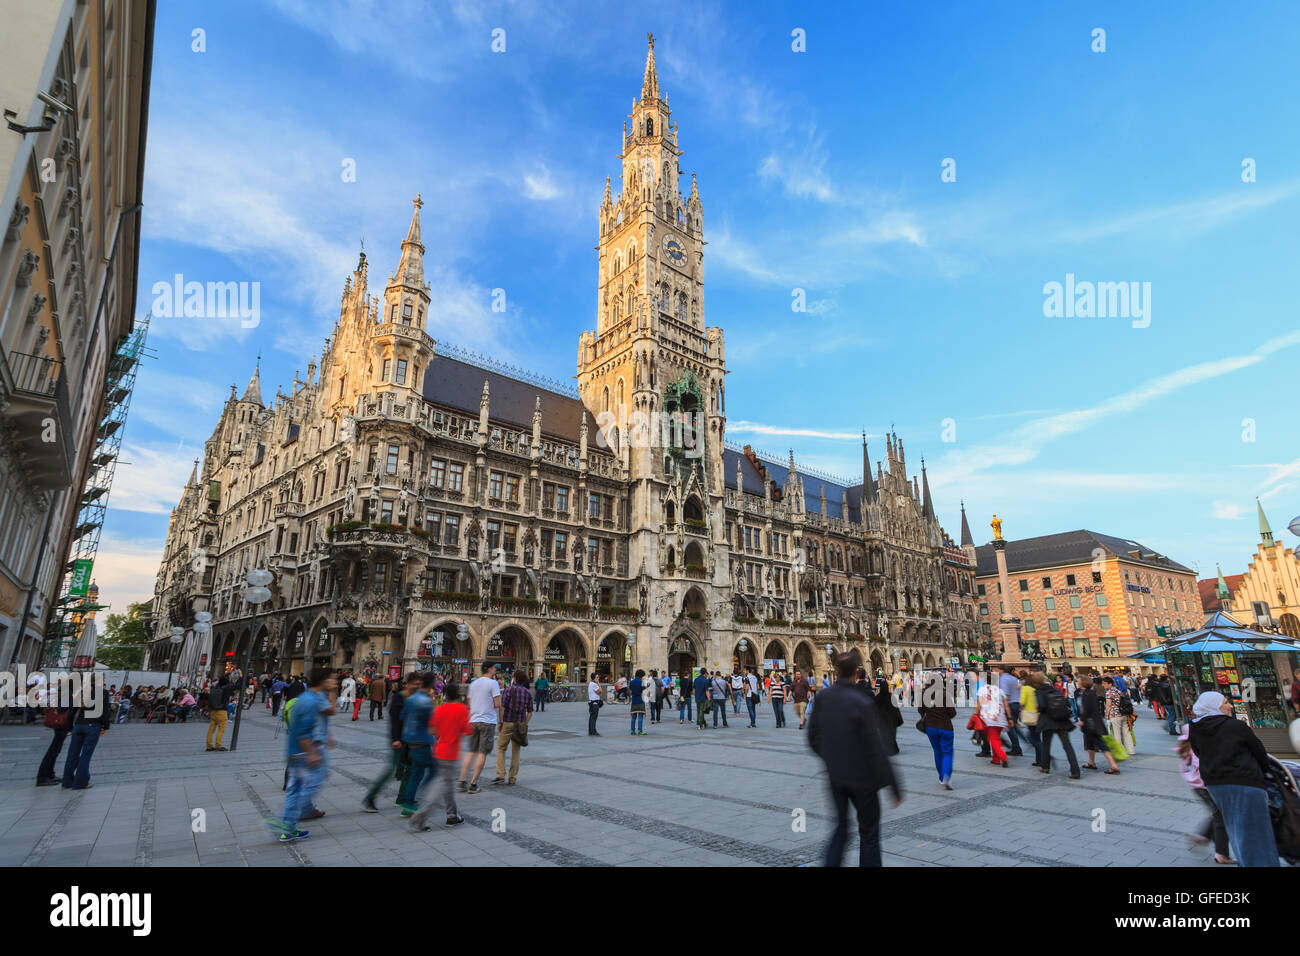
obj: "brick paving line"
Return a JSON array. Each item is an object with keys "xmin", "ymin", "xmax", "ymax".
[{"xmin": 20, "ymin": 790, "xmax": 85, "ymax": 867}]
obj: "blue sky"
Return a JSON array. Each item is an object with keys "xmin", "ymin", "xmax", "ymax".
[{"xmin": 96, "ymin": 0, "xmax": 1300, "ymax": 613}]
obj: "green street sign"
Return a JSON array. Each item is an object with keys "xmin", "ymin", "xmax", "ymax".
[{"xmin": 69, "ymin": 559, "xmax": 93, "ymax": 597}]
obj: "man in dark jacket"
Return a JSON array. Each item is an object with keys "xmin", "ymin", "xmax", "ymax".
[
  {"xmin": 1156, "ymin": 674, "xmax": 1178, "ymax": 735},
  {"xmin": 693, "ymin": 670, "xmax": 710, "ymax": 730},
  {"xmin": 807, "ymin": 651, "xmax": 902, "ymax": 866},
  {"xmin": 362, "ymin": 671, "xmax": 420, "ymax": 812}
]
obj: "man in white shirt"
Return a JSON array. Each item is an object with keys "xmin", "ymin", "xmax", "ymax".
[
  {"xmin": 588, "ymin": 673, "xmax": 602, "ymax": 735},
  {"xmin": 744, "ymin": 667, "xmax": 761, "ymax": 728},
  {"xmin": 730, "ymin": 672, "xmax": 744, "ymax": 714},
  {"xmin": 459, "ymin": 663, "xmax": 501, "ymax": 794}
]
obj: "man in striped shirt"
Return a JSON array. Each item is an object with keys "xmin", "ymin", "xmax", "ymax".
[{"xmin": 493, "ymin": 670, "xmax": 534, "ymax": 786}]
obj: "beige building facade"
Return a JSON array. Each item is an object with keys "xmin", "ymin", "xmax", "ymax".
[
  {"xmin": 147, "ymin": 38, "xmax": 977, "ymax": 684},
  {"xmin": 0, "ymin": 0, "xmax": 153, "ymax": 670},
  {"xmin": 976, "ymin": 530, "xmax": 1201, "ymax": 674},
  {"xmin": 1214, "ymin": 502, "xmax": 1300, "ymax": 639}
]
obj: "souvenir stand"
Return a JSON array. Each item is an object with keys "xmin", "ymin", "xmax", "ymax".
[{"xmin": 1130, "ymin": 610, "xmax": 1300, "ymax": 754}]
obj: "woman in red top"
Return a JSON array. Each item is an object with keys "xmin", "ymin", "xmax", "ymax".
[{"xmin": 412, "ymin": 683, "xmax": 471, "ymax": 830}]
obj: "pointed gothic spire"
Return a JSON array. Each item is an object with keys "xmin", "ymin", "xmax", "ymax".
[
  {"xmin": 602, "ymin": 176, "xmax": 613, "ymax": 207},
  {"xmin": 960, "ymin": 501, "xmax": 974, "ymax": 547},
  {"xmin": 240, "ymin": 357, "xmax": 263, "ymax": 406},
  {"xmin": 1216, "ymin": 563, "xmax": 1232, "ymax": 602},
  {"xmin": 641, "ymin": 33, "xmax": 660, "ymax": 101},
  {"xmin": 188, "ymin": 459, "xmax": 199, "ymax": 487},
  {"xmin": 921, "ymin": 458, "xmax": 935, "ymax": 520},
  {"xmin": 394, "ymin": 194, "xmax": 426, "ymax": 287},
  {"xmin": 861, "ymin": 430, "xmax": 875, "ymax": 502},
  {"xmin": 1257, "ymin": 498, "xmax": 1275, "ymax": 547}
]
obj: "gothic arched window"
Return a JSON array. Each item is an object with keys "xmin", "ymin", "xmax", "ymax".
[
  {"xmin": 616, "ymin": 378, "xmax": 625, "ymax": 409},
  {"xmin": 676, "ymin": 293, "xmax": 687, "ymax": 322},
  {"xmin": 602, "ymin": 386, "xmax": 610, "ymax": 413},
  {"xmin": 645, "ymin": 116, "xmax": 653, "ymax": 136}
]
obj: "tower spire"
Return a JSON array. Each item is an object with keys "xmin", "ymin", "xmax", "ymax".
[
  {"xmin": 240, "ymin": 356, "xmax": 263, "ymax": 406},
  {"xmin": 1257, "ymin": 497, "xmax": 1275, "ymax": 547},
  {"xmin": 921, "ymin": 458, "xmax": 935, "ymax": 520},
  {"xmin": 393, "ymin": 194, "xmax": 426, "ymax": 288},
  {"xmin": 862, "ymin": 430, "xmax": 874, "ymax": 502},
  {"xmin": 641, "ymin": 33, "xmax": 660, "ymax": 101},
  {"xmin": 960, "ymin": 501, "xmax": 974, "ymax": 547}
]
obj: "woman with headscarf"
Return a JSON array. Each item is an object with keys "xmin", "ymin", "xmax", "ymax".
[
  {"xmin": 1188, "ymin": 691, "xmax": 1279, "ymax": 867},
  {"xmin": 1076, "ymin": 675, "xmax": 1120, "ymax": 773}
]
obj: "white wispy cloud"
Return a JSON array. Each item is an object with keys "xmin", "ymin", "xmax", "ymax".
[
  {"xmin": 1212, "ymin": 500, "xmax": 1248, "ymax": 520},
  {"xmin": 937, "ymin": 328, "xmax": 1300, "ymax": 483},
  {"xmin": 111, "ymin": 442, "xmax": 204, "ymax": 515},
  {"xmin": 523, "ymin": 166, "xmax": 563, "ymax": 200},
  {"xmin": 1056, "ymin": 181, "xmax": 1300, "ymax": 244},
  {"xmin": 728, "ymin": 420, "xmax": 866, "ymax": 441},
  {"xmin": 89, "ymin": 532, "xmax": 164, "ymax": 616}
]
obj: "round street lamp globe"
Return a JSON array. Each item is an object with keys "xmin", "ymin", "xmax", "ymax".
[
  {"xmin": 1289, "ymin": 515, "xmax": 1300, "ymax": 538},
  {"xmin": 170, "ymin": 627, "xmax": 185, "ymax": 644},
  {"xmin": 243, "ymin": 586, "xmax": 273, "ymax": 605},
  {"xmin": 246, "ymin": 568, "xmax": 274, "ymax": 588}
]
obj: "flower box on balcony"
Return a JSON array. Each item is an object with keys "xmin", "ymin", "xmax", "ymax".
[
  {"xmin": 735, "ymin": 616, "xmax": 759, "ymax": 625},
  {"xmin": 369, "ymin": 522, "xmax": 407, "ymax": 534},
  {"xmin": 553, "ymin": 600, "xmax": 588, "ymax": 614},
  {"xmin": 869, "ymin": 635, "xmax": 887, "ymax": 644},
  {"xmin": 497, "ymin": 597, "xmax": 541, "ymax": 611},
  {"xmin": 664, "ymin": 564, "xmax": 677, "ymax": 574},
  {"xmin": 603, "ymin": 606, "xmax": 639, "ymax": 619},
  {"xmin": 421, "ymin": 590, "xmax": 478, "ymax": 608},
  {"xmin": 684, "ymin": 564, "xmax": 706, "ymax": 578},
  {"xmin": 684, "ymin": 518, "xmax": 706, "ymax": 531},
  {"xmin": 847, "ymin": 633, "xmax": 865, "ymax": 640},
  {"xmin": 763, "ymin": 618, "xmax": 786, "ymax": 627},
  {"xmin": 328, "ymin": 520, "xmax": 365, "ymax": 535}
]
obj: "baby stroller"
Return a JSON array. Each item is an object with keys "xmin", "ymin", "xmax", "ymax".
[{"xmin": 1264, "ymin": 756, "xmax": 1300, "ymax": 865}]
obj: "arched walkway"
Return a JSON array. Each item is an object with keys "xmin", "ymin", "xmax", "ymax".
[
  {"xmin": 763, "ymin": 639, "xmax": 789, "ymax": 674},
  {"xmin": 421, "ymin": 621, "xmax": 473, "ymax": 681},
  {"xmin": 668, "ymin": 632, "xmax": 699, "ymax": 680},
  {"xmin": 542, "ymin": 627, "xmax": 586, "ymax": 683},
  {"xmin": 732, "ymin": 638, "xmax": 758, "ymax": 673},
  {"xmin": 485, "ymin": 625, "xmax": 533, "ymax": 675},
  {"xmin": 794, "ymin": 640, "xmax": 815, "ymax": 676},
  {"xmin": 596, "ymin": 630, "xmax": 630, "ymax": 680}
]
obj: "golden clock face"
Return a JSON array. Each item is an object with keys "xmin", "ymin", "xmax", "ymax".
[{"xmin": 662, "ymin": 236, "xmax": 686, "ymax": 264}]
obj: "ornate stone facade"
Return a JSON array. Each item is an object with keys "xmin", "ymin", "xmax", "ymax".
[{"xmin": 147, "ymin": 37, "xmax": 976, "ymax": 682}]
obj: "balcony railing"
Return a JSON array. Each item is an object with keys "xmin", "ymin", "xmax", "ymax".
[{"xmin": 3, "ymin": 350, "xmax": 74, "ymax": 489}]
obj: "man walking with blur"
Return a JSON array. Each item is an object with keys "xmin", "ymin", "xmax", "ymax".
[
  {"xmin": 808, "ymin": 651, "xmax": 902, "ymax": 867},
  {"xmin": 363, "ymin": 671, "xmax": 418, "ymax": 813},
  {"xmin": 460, "ymin": 663, "xmax": 501, "ymax": 794},
  {"xmin": 792, "ymin": 670, "xmax": 811, "ymax": 730},
  {"xmin": 279, "ymin": 668, "xmax": 336, "ymax": 844}
]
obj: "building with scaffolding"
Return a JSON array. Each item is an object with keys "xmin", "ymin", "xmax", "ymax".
[{"xmin": 0, "ymin": 0, "xmax": 155, "ymax": 670}]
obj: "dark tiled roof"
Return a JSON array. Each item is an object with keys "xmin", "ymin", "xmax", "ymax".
[
  {"xmin": 722, "ymin": 447, "xmax": 865, "ymax": 522},
  {"xmin": 1197, "ymin": 575, "xmax": 1244, "ymax": 613},
  {"xmin": 974, "ymin": 530, "xmax": 1194, "ymax": 576},
  {"xmin": 423, "ymin": 355, "xmax": 592, "ymax": 446}
]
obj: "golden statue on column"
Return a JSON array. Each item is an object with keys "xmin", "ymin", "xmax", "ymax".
[{"xmin": 990, "ymin": 514, "xmax": 1003, "ymax": 540}]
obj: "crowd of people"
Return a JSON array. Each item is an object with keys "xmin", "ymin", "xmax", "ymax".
[{"xmin": 18, "ymin": 653, "xmax": 1292, "ymax": 869}]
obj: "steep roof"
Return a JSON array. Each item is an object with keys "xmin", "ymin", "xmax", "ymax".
[
  {"xmin": 421, "ymin": 353, "xmax": 594, "ymax": 446},
  {"xmin": 722, "ymin": 446, "xmax": 864, "ymax": 522},
  {"xmin": 1198, "ymin": 574, "xmax": 1245, "ymax": 613},
  {"xmin": 974, "ymin": 529, "xmax": 1195, "ymax": 576}
]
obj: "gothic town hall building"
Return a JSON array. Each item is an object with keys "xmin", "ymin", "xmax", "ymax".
[{"xmin": 148, "ymin": 39, "xmax": 979, "ymax": 684}]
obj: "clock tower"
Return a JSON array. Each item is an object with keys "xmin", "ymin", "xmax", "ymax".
[{"xmin": 576, "ymin": 35, "xmax": 732, "ymax": 672}]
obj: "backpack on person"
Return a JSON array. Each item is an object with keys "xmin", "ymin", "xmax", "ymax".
[
  {"xmin": 1044, "ymin": 687, "xmax": 1071, "ymax": 723},
  {"xmin": 1118, "ymin": 694, "xmax": 1134, "ymax": 717}
]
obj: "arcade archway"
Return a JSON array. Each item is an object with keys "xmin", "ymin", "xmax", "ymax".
[
  {"xmin": 667, "ymin": 633, "xmax": 698, "ymax": 681},
  {"xmin": 486, "ymin": 625, "xmax": 533, "ymax": 676}
]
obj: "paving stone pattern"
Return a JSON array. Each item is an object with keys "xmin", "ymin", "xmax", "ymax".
[{"xmin": 0, "ymin": 699, "xmax": 1214, "ymax": 867}]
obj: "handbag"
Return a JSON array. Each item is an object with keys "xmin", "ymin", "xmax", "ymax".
[
  {"xmin": 44, "ymin": 707, "xmax": 69, "ymax": 730},
  {"xmin": 1102, "ymin": 734, "xmax": 1130, "ymax": 761},
  {"xmin": 515, "ymin": 722, "xmax": 529, "ymax": 747},
  {"xmin": 1022, "ymin": 709, "xmax": 1039, "ymax": 726},
  {"xmin": 966, "ymin": 713, "xmax": 986, "ymax": 732},
  {"xmin": 915, "ymin": 717, "xmax": 927, "ymax": 734}
]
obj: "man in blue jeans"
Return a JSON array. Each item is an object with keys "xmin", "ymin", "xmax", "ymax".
[
  {"xmin": 62, "ymin": 675, "xmax": 110, "ymax": 789},
  {"xmin": 693, "ymin": 670, "xmax": 710, "ymax": 729},
  {"xmin": 280, "ymin": 668, "xmax": 336, "ymax": 844},
  {"xmin": 743, "ymin": 667, "xmax": 760, "ymax": 727},
  {"xmin": 398, "ymin": 673, "xmax": 436, "ymax": 819},
  {"xmin": 677, "ymin": 673, "xmax": 692, "ymax": 723}
]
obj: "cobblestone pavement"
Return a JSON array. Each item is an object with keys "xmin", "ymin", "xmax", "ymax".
[{"xmin": 0, "ymin": 699, "xmax": 1217, "ymax": 867}]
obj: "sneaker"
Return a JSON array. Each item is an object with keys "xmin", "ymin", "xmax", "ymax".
[
  {"xmin": 457, "ymin": 780, "xmax": 468, "ymax": 793},
  {"xmin": 638, "ymin": 731, "xmax": 647, "ymax": 736},
  {"xmin": 361, "ymin": 799, "xmax": 378, "ymax": 813},
  {"xmin": 214, "ymin": 746, "xmax": 227, "ymax": 752},
  {"xmin": 398, "ymin": 803, "xmax": 417, "ymax": 817},
  {"xmin": 300, "ymin": 808, "xmax": 325, "ymax": 820},
  {"xmin": 491, "ymin": 778, "xmax": 505, "ymax": 785},
  {"xmin": 278, "ymin": 829, "xmax": 309, "ymax": 843},
  {"xmin": 446, "ymin": 815, "xmax": 465, "ymax": 826},
  {"xmin": 205, "ymin": 747, "xmax": 214, "ymax": 752},
  {"xmin": 466, "ymin": 783, "xmax": 480, "ymax": 794},
  {"xmin": 1068, "ymin": 772, "xmax": 1081, "ymax": 779},
  {"xmin": 410, "ymin": 819, "xmax": 432, "ymax": 832},
  {"xmin": 36, "ymin": 778, "xmax": 59, "ymax": 787},
  {"xmin": 941, "ymin": 781, "xmax": 953, "ymax": 790}
]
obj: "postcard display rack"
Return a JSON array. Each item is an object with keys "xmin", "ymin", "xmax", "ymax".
[{"xmin": 1169, "ymin": 648, "xmax": 1297, "ymax": 752}]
